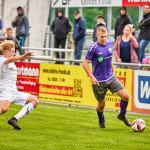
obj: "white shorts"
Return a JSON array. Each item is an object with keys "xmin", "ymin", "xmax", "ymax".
[{"xmin": 0, "ymin": 89, "xmax": 30, "ymax": 106}]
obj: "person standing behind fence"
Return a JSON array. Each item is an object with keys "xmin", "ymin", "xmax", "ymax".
[
  {"xmin": 115, "ymin": 7, "xmax": 132, "ymax": 40},
  {"xmin": 5, "ymin": 27, "xmax": 23, "ymax": 55},
  {"xmin": 51, "ymin": 9, "xmax": 71, "ymax": 64},
  {"xmin": 12, "ymin": 6, "xmax": 29, "ymax": 54},
  {"xmin": 73, "ymin": 10, "xmax": 86, "ymax": 66},
  {"xmin": 93, "ymin": 15, "xmax": 106, "ymax": 42},
  {"xmin": 0, "ymin": 18, "xmax": 2, "ymax": 31},
  {"xmin": 138, "ymin": 4, "xmax": 150, "ymax": 64},
  {"xmin": 131, "ymin": 24, "xmax": 140, "ymax": 58},
  {"xmin": 114, "ymin": 24, "xmax": 139, "ymax": 69}
]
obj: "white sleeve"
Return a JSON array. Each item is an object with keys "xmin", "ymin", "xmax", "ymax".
[{"xmin": 0, "ymin": 57, "xmax": 7, "ymax": 68}]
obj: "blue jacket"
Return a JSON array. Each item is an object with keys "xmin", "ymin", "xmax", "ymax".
[
  {"xmin": 73, "ymin": 17, "xmax": 86, "ymax": 41},
  {"xmin": 0, "ymin": 19, "xmax": 2, "ymax": 30}
]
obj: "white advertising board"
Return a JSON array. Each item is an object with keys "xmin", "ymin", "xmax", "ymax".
[
  {"xmin": 52, "ymin": 0, "xmax": 122, "ymax": 8},
  {"xmin": 134, "ymin": 70, "xmax": 150, "ymax": 110}
]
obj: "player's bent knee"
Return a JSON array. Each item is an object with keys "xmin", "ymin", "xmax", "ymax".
[
  {"xmin": 123, "ymin": 93, "xmax": 129, "ymax": 101},
  {"xmin": 27, "ymin": 95, "xmax": 39, "ymax": 107},
  {"xmin": 1, "ymin": 107, "xmax": 8, "ymax": 113},
  {"xmin": 34, "ymin": 99, "xmax": 39, "ymax": 107},
  {"xmin": 31, "ymin": 98, "xmax": 39, "ymax": 107},
  {"xmin": 97, "ymin": 104, "xmax": 105, "ymax": 112}
]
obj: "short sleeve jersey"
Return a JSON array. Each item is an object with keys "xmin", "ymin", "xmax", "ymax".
[
  {"xmin": 0, "ymin": 57, "xmax": 17, "ymax": 90},
  {"xmin": 85, "ymin": 40, "xmax": 114, "ymax": 82}
]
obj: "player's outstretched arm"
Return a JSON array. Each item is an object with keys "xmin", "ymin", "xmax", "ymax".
[
  {"xmin": 4, "ymin": 52, "xmax": 33, "ymax": 64},
  {"xmin": 82, "ymin": 59, "xmax": 99, "ymax": 86}
]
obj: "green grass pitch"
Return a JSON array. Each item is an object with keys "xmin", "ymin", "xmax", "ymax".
[{"xmin": 0, "ymin": 102, "xmax": 150, "ymax": 150}]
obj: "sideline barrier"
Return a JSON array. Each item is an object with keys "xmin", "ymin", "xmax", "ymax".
[
  {"xmin": 16, "ymin": 62, "xmax": 40, "ymax": 98},
  {"xmin": 16, "ymin": 62, "xmax": 136, "ymax": 112},
  {"xmin": 22, "ymin": 47, "xmax": 74, "ymax": 60},
  {"xmin": 16, "ymin": 62, "xmax": 150, "ymax": 114},
  {"xmin": 132, "ymin": 70, "xmax": 150, "ymax": 113},
  {"xmin": 16, "ymin": 62, "xmax": 150, "ymax": 113}
]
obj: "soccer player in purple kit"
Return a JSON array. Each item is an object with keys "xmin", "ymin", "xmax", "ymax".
[{"xmin": 83, "ymin": 26, "xmax": 131, "ymax": 128}]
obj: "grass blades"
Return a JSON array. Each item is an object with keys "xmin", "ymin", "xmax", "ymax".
[{"xmin": 0, "ymin": 102, "xmax": 150, "ymax": 150}]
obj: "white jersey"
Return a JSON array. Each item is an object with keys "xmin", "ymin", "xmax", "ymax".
[{"xmin": 0, "ymin": 57, "xmax": 17, "ymax": 91}]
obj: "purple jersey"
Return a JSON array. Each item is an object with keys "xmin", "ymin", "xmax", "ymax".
[{"xmin": 85, "ymin": 40, "xmax": 114, "ymax": 82}]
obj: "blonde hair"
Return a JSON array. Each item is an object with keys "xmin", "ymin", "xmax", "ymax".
[
  {"xmin": 6, "ymin": 27, "xmax": 13, "ymax": 32},
  {"xmin": 97, "ymin": 26, "xmax": 107, "ymax": 34},
  {"xmin": 0, "ymin": 40, "xmax": 15, "ymax": 53},
  {"xmin": 123, "ymin": 24, "xmax": 132, "ymax": 32}
]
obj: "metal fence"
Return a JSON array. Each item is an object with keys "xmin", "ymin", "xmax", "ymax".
[
  {"xmin": 31, "ymin": 55, "xmax": 150, "ymax": 68},
  {"xmin": 22, "ymin": 47, "xmax": 74, "ymax": 60},
  {"xmin": 45, "ymin": 30, "xmax": 150, "ymax": 56}
]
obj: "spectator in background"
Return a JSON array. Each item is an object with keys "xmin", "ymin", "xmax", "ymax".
[
  {"xmin": 93, "ymin": 15, "xmax": 106, "ymax": 42},
  {"xmin": 51, "ymin": 9, "xmax": 71, "ymax": 64},
  {"xmin": 115, "ymin": 7, "xmax": 132, "ymax": 40},
  {"xmin": 12, "ymin": 6, "xmax": 29, "ymax": 54},
  {"xmin": 138, "ymin": 4, "xmax": 150, "ymax": 64},
  {"xmin": 142, "ymin": 56, "xmax": 150, "ymax": 71},
  {"xmin": 132, "ymin": 24, "xmax": 138, "ymax": 39},
  {"xmin": 73, "ymin": 10, "xmax": 86, "ymax": 65},
  {"xmin": 0, "ymin": 19, "xmax": 2, "ymax": 30},
  {"xmin": 114, "ymin": 24, "xmax": 139, "ymax": 69},
  {"xmin": 5, "ymin": 27, "xmax": 22, "ymax": 55},
  {"xmin": 131, "ymin": 24, "xmax": 140, "ymax": 58}
]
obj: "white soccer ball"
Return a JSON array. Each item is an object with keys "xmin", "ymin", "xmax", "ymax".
[{"xmin": 132, "ymin": 119, "xmax": 146, "ymax": 132}]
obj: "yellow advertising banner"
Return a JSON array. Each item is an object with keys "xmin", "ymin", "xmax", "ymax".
[
  {"xmin": 81, "ymin": 68, "xmax": 132, "ymax": 111},
  {"xmin": 39, "ymin": 64, "xmax": 132, "ymax": 111},
  {"xmin": 105, "ymin": 69, "xmax": 132, "ymax": 111},
  {"xmin": 39, "ymin": 64, "xmax": 83, "ymax": 104}
]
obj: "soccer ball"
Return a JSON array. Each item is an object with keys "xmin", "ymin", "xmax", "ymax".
[{"xmin": 132, "ymin": 119, "xmax": 146, "ymax": 132}]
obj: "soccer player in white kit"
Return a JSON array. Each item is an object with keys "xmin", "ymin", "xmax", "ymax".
[{"xmin": 0, "ymin": 41, "xmax": 39, "ymax": 130}]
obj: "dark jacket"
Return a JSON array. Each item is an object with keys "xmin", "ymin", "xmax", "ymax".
[
  {"xmin": 5, "ymin": 36, "xmax": 21, "ymax": 52},
  {"xmin": 115, "ymin": 14, "xmax": 132, "ymax": 40},
  {"xmin": 132, "ymin": 31, "xmax": 140, "ymax": 57},
  {"xmin": 12, "ymin": 7, "xmax": 29, "ymax": 36},
  {"xmin": 138, "ymin": 12, "xmax": 150, "ymax": 41},
  {"xmin": 73, "ymin": 17, "xmax": 86, "ymax": 41},
  {"xmin": 93, "ymin": 23, "xmax": 106, "ymax": 42},
  {"xmin": 51, "ymin": 10, "xmax": 71, "ymax": 40}
]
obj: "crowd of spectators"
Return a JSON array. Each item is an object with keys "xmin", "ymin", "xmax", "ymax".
[
  {"xmin": 0, "ymin": 4, "xmax": 150, "ymax": 69},
  {"xmin": 51, "ymin": 4, "xmax": 150, "ymax": 69}
]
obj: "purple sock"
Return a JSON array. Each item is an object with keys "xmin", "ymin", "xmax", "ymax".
[
  {"xmin": 120, "ymin": 99, "xmax": 128, "ymax": 118},
  {"xmin": 96, "ymin": 109, "xmax": 105, "ymax": 123}
]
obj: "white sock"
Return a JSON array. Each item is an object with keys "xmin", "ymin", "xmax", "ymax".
[{"xmin": 14, "ymin": 103, "xmax": 35, "ymax": 120}]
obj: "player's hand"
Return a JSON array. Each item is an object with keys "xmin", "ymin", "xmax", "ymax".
[
  {"xmin": 90, "ymin": 75, "xmax": 99, "ymax": 86},
  {"xmin": 12, "ymin": 17, "xmax": 16, "ymax": 22},
  {"xmin": 22, "ymin": 52, "xmax": 34, "ymax": 59}
]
